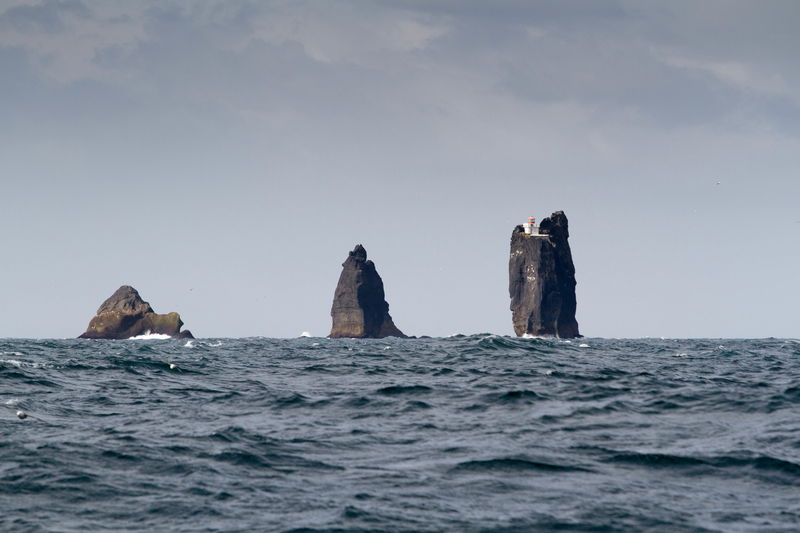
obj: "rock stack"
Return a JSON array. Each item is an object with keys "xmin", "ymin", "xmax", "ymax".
[
  {"xmin": 79, "ymin": 285, "xmax": 194, "ymax": 339},
  {"xmin": 509, "ymin": 211, "xmax": 580, "ymax": 338},
  {"xmin": 329, "ymin": 245, "xmax": 406, "ymax": 338}
]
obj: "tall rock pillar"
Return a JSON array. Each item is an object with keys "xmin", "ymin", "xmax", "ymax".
[
  {"xmin": 509, "ymin": 211, "xmax": 580, "ymax": 338},
  {"xmin": 329, "ymin": 244, "xmax": 406, "ymax": 339}
]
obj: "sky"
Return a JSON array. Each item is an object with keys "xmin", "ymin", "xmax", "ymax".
[{"xmin": 1, "ymin": 0, "xmax": 798, "ymax": 339}]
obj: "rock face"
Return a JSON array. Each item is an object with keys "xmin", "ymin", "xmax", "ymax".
[
  {"xmin": 509, "ymin": 211, "xmax": 580, "ymax": 338},
  {"xmin": 79, "ymin": 285, "xmax": 194, "ymax": 339},
  {"xmin": 329, "ymin": 245, "xmax": 406, "ymax": 338}
]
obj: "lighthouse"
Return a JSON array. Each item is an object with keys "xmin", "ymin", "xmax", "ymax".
[{"xmin": 522, "ymin": 216, "xmax": 539, "ymax": 235}]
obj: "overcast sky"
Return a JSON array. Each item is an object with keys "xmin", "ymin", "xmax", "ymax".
[{"xmin": 2, "ymin": 0, "xmax": 798, "ymax": 339}]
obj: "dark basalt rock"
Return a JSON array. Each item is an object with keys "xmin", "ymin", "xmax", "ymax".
[
  {"xmin": 509, "ymin": 211, "xmax": 580, "ymax": 338},
  {"xmin": 78, "ymin": 285, "xmax": 194, "ymax": 339},
  {"xmin": 329, "ymin": 245, "xmax": 406, "ymax": 338}
]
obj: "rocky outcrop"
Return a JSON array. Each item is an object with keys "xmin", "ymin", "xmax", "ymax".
[
  {"xmin": 509, "ymin": 211, "xmax": 580, "ymax": 338},
  {"xmin": 79, "ymin": 285, "xmax": 194, "ymax": 339},
  {"xmin": 329, "ymin": 245, "xmax": 406, "ymax": 338}
]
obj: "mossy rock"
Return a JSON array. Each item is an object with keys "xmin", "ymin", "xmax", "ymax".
[
  {"xmin": 140, "ymin": 312, "xmax": 183, "ymax": 336},
  {"xmin": 79, "ymin": 286, "xmax": 194, "ymax": 339}
]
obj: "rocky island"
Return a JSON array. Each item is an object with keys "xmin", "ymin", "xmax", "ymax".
[
  {"xmin": 79, "ymin": 285, "xmax": 194, "ymax": 339},
  {"xmin": 329, "ymin": 245, "xmax": 406, "ymax": 338},
  {"xmin": 509, "ymin": 211, "xmax": 580, "ymax": 338}
]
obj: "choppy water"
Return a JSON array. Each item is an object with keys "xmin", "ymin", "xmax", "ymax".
[{"xmin": 1, "ymin": 336, "xmax": 799, "ymax": 532}]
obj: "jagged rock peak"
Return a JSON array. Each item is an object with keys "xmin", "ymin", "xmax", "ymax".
[
  {"xmin": 79, "ymin": 285, "xmax": 194, "ymax": 340},
  {"xmin": 96, "ymin": 285, "xmax": 154, "ymax": 316},
  {"xmin": 329, "ymin": 245, "xmax": 407, "ymax": 339},
  {"xmin": 538, "ymin": 210, "xmax": 569, "ymax": 239},
  {"xmin": 350, "ymin": 244, "xmax": 368, "ymax": 261}
]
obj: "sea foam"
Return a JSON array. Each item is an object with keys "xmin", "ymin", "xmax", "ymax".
[{"xmin": 128, "ymin": 331, "xmax": 172, "ymax": 340}]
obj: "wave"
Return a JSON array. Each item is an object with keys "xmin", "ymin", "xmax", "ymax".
[
  {"xmin": 128, "ymin": 331, "xmax": 173, "ymax": 340},
  {"xmin": 450, "ymin": 457, "xmax": 591, "ymax": 473},
  {"xmin": 607, "ymin": 451, "xmax": 708, "ymax": 468},
  {"xmin": 0, "ymin": 357, "xmax": 47, "ymax": 369},
  {"xmin": 488, "ymin": 390, "xmax": 544, "ymax": 403},
  {"xmin": 606, "ymin": 451, "xmax": 800, "ymax": 478},
  {"xmin": 376, "ymin": 385, "xmax": 432, "ymax": 396},
  {"xmin": 780, "ymin": 386, "xmax": 800, "ymax": 402},
  {"xmin": 403, "ymin": 400, "xmax": 432, "ymax": 411}
]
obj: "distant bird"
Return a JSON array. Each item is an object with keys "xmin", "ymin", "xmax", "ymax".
[
  {"xmin": 16, "ymin": 410, "xmax": 27, "ymax": 419},
  {"xmin": 715, "ymin": 181, "xmax": 721, "ymax": 185},
  {"xmin": 169, "ymin": 363, "xmax": 176, "ymax": 370}
]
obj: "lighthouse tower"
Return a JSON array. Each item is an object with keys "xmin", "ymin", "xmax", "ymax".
[{"xmin": 522, "ymin": 216, "xmax": 539, "ymax": 235}]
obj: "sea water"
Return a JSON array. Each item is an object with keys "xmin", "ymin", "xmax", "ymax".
[{"xmin": 1, "ymin": 336, "xmax": 798, "ymax": 532}]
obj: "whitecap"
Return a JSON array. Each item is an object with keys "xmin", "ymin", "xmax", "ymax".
[
  {"xmin": 299, "ymin": 331, "xmax": 312, "ymax": 338},
  {"xmin": 3, "ymin": 359, "xmax": 45, "ymax": 369},
  {"xmin": 128, "ymin": 331, "xmax": 171, "ymax": 340},
  {"xmin": 579, "ymin": 343, "xmax": 589, "ymax": 348},
  {"xmin": 184, "ymin": 340, "xmax": 195, "ymax": 348}
]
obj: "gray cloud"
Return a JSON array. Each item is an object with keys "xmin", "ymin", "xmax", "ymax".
[
  {"xmin": 1, "ymin": 0, "xmax": 89, "ymax": 32},
  {"xmin": 1, "ymin": 0, "xmax": 798, "ymax": 338}
]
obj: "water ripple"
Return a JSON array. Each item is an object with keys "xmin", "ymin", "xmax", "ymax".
[{"xmin": 0, "ymin": 336, "xmax": 798, "ymax": 531}]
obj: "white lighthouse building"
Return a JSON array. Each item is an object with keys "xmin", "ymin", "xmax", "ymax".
[{"xmin": 522, "ymin": 216, "xmax": 539, "ymax": 235}]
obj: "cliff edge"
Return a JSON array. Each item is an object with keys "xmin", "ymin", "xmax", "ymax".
[
  {"xmin": 329, "ymin": 245, "xmax": 406, "ymax": 338},
  {"xmin": 509, "ymin": 211, "xmax": 580, "ymax": 338},
  {"xmin": 79, "ymin": 285, "xmax": 194, "ymax": 339}
]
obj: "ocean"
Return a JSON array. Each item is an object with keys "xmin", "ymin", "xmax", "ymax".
[{"xmin": 1, "ymin": 336, "xmax": 798, "ymax": 532}]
